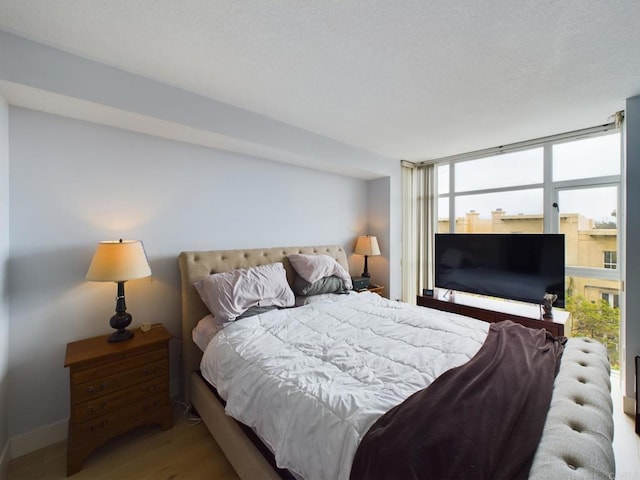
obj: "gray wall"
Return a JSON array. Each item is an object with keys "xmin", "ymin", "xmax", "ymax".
[
  {"xmin": 0, "ymin": 32, "xmax": 401, "ymax": 454},
  {"xmin": 0, "ymin": 93, "xmax": 9, "ymax": 471},
  {"xmin": 7, "ymin": 107, "xmax": 370, "ymax": 440},
  {"xmin": 624, "ymin": 95, "xmax": 640, "ymax": 407},
  {"xmin": 366, "ymin": 176, "xmax": 392, "ymax": 294},
  {"xmin": 0, "ymin": 31, "xmax": 395, "ymax": 181}
]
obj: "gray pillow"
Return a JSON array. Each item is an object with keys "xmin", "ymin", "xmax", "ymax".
[
  {"xmin": 237, "ymin": 305, "xmax": 279, "ymax": 319},
  {"xmin": 293, "ymin": 274, "xmax": 345, "ymax": 296}
]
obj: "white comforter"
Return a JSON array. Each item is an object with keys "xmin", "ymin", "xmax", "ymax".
[{"xmin": 200, "ymin": 292, "xmax": 490, "ymax": 480}]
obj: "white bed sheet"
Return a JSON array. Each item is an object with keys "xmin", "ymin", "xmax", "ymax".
[{"xmin": 200, "ymin": 292, "xmax": 490, "ymax": 480}]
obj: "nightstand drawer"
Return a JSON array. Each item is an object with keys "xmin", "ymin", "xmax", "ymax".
[
  {"xmin": 72, "ymin": 393, "xmax": 171, "ymax": 444},
  {"xmin": 72, "ymin": 358, "xmax": 168, "ymax": 403},
  {"xmin": 72, "ymin": 346, "xmax": 166, "ymax": 384},
  {"xmin": 74, "ymin": 377, "xmax": 169, "ymax": 422}
]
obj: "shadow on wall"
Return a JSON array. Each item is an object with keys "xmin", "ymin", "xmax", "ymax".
[
  {"xmin": 8, "ymin": 245, "xmax": 94, "ymax": 304},
  {"xmin": 1, "ymin": 257, "xmax": 7, "ymax": 306}
]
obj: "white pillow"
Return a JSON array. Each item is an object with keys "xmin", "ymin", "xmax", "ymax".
[
  {"xmin": 194, "ymin": 262, "xmax": 295, "ymax": 322},
  {"xmin": 192, "ymin": 314, "xmax": 227, "ymax": 352},
  {"xmin": 288, "ymin": 254, "xmax": 353, "ymax": 290}
]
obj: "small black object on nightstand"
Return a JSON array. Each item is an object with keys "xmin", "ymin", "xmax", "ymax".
[{"xmin": 352, "ymin": 276, "xmax": 370, "ymax": 291}]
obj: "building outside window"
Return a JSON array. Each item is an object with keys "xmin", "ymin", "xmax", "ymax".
[
  {"xmin": 604, "ymin": 250, "xmax": 617, "ymax": 269},
  {"xmin": 601, "ymin": 292, "xmax": 620, "ymax": 308}
]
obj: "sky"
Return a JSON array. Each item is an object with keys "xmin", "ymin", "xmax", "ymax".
[{"xmin": 436, "ymin": 133, "xmax": 620, "ymax": 225}]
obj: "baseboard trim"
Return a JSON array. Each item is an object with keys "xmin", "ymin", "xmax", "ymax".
[
  {"xmin": 9, "ymin": 418, "xmax": 67, "ymax": 459},
  {"xmin": 623, "ymin": 394, "xmax": 636, "ymax": 416},
  {"xmin": 0, "ymin": 440, "xmax": 10, "ymax": 480},
  {"xmin": 170, "ymin": 378, "xmax": 181, "ymax": 399}
]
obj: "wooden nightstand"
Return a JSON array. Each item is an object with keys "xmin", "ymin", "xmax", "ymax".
[{"xmin": 64, "ymin": 323, "xmax": 173, "ymax": 476}]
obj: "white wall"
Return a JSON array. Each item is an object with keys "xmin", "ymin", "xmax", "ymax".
[
  {"xmin": 7, "ymin": 107, "xmax": 370, "ymax": 444},
  {"xmin": 624, "ymin": 95, "xmax": 640, "ymax": 411},
  {"xmin": 0, "ymin": 93, "xmax": 10, "ymax": 474}
]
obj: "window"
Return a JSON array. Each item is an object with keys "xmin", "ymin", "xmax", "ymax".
[
  {"xmin": 604, "ymin": 251, "xmax": 617, "ymax": 269},
  {"xmin": 455, "ymin": 149, "xmax": 543, "ymax": 191},
  {"xmin": 436, "ymin": 149, "xmax": 545, "ymax": 233},
  {"xmin": 553, "ymin": 134, "xmax": 620, "ymax": 181},
  {"xmin": 409, "ymin": 126, "xmax": 623, "ymax": 367},
  {"xmin": 602, "ymin": 292, "xmax": 620, "ymax": 308}
]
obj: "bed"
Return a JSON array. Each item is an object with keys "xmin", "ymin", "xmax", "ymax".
[{"xmin": 178, "ymin": 245, "xmax": 615, "ymax": 480}]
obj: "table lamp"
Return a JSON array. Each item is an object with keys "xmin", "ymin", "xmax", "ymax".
[
  {"xmin": 354, "ymin": 235, "xmax": 381, "ymax": 278},
  {"xmin": 86, "ymin": 239, "xmax": 152, "ymax": 342}
]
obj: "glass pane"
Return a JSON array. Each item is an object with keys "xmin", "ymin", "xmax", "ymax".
[
  {"xmin": 553, "ymin": 133, "xmax": 620, "ymax": 181},
  {"xmin": 437, "ymin": 197, "xmax": 449, "ymax": 233},
  {"xmin": 558, "ymin": 187, "xmax": 617, "ymax": 268},
  {"xmin": 455, "ymin": 148, "xmax": 543, "ymax": 192},
  {"xmin": 565, "ymin": 275, "xmax": 620, "ymax": 368},
  {"xmin": 437, "ymin": 163, "xmax": 449, "ymax": 194},
  {"xmin": 453, "ymin": 189, "xmax": 543, "ymax": 233}
]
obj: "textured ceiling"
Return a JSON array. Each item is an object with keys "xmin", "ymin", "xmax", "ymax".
[{"xmin": 0, "ymin": 0, "xmax": 639, "ymax": 161}]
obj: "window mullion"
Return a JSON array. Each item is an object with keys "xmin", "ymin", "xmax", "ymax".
[{"xmin": 449, "ymin": 162, "xmax": 455, "ymax": 232}]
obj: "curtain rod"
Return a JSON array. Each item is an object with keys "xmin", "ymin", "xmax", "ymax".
[{"xmin": 417, "ymin": 120, "xmax": 619, "ymax": 166}]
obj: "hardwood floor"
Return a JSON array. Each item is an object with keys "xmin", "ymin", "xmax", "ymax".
[
  {"xmin": 7, "ymin": 381, "xmax": 640, "ymax": 479},
  {"xmin": 612, "ymin": 371, "xmax": 640, "ymax": 480},
  {"xmin": 7, "ymin": 407, "xmax": 239, "ymax": 480}
]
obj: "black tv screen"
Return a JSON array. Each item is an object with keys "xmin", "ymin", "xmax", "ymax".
[{"xmin": 434, "ymin": 234, "xmax": 565, "ymax": 308}]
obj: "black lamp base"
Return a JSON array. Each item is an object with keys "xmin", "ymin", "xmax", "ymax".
[
  {"xmin": 108, "ymin": 328, "xmax": 134, "ymax": 343},
  {"xmin": 108, "ymin": 281, "xmax": 134, "ymax": 343},
  {"xmin": 361, "ymin": 255, "xmax": 370, "ymax": 278}
]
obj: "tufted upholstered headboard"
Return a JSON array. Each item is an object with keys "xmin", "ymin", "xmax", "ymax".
[{"xmin": 177, "ymin": 244, "xmax": 349, "ymax": 404}]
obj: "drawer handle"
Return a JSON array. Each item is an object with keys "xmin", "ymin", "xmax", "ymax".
[
  {"xmin": 89, "ymin": 420, "xmax": 108, "ymax": 432},
  {"xmin": 142, "ymin": 367, "xmax": 158, "ymax": 376},
  {"xmin": 85, "ymin": 402, "xmax": 107, "ymax": 415},
  {"xmin": 86, "ymin": 382, "xmax": 108, "ymax": 394},
  {"xmin": 145, "ymin": 385, "xmax": 158, "ymax": 393}
]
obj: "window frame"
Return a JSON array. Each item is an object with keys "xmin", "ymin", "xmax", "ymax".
[{"xmin": 430, "ymin": 127, "xmax": 623, "ymax": 289}]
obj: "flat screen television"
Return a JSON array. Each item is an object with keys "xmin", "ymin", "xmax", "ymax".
[{"xmin": 434, "ymin": 233, "xmax": 565, "ymax": 308}]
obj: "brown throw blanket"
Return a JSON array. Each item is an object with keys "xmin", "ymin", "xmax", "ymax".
[{"xmin": 350, "ymin": 320, "xmax": 566, "ymax": 480}]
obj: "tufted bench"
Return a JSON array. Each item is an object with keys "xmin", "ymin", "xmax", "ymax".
[{"xmin": 529, "ymin": 337, "xmax": 615, "ymax": 479}]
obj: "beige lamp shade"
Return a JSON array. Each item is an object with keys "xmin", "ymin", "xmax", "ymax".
[
  {"xmin": 354, "ymin": 235, "xmax": 381, "ymax": 256},
  {"xmin": 86, "ymin": 239, "xmax": 152, "ymax": 282}
]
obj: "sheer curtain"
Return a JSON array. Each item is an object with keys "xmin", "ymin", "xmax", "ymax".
[{"xmin": 401, "ymin": 161, "xmax": 434, "ymax": 303}]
